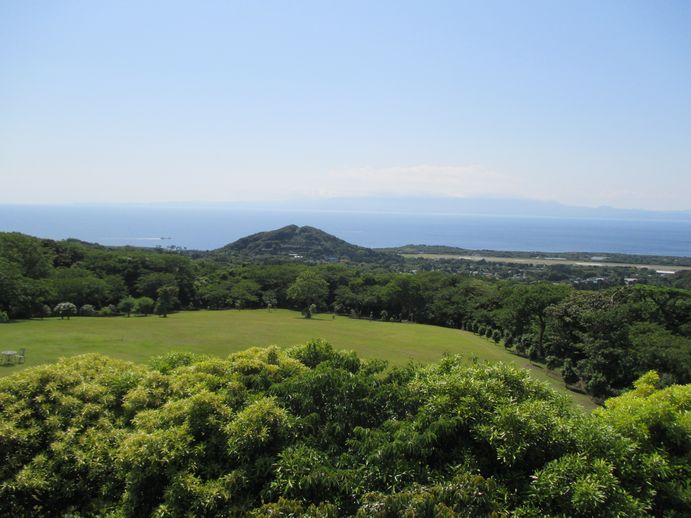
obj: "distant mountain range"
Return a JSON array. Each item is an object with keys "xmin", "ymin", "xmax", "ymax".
[{"xmin": 212, "ymin": 224, "xmax": 399, "ymax": 263}]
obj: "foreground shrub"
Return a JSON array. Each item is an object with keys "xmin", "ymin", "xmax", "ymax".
[{"xmin": 0, "ymin": 341, "xmax": 687, "ymax": 516}]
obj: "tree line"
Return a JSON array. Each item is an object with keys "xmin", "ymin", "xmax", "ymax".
[
  {"xmin": 0, "ymin": 233, "xmax": 191, "ymax": 319},
  {"xmin": 1, "ymin": 232, "xmax": 689, "ymax": 399},
  {"xmin": 192, "ymin": 262, "xmax": 691, "ymax": 400}
]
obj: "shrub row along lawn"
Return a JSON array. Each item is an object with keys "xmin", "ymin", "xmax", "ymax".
[{"xmin": 0, "ymin": 309, "xmax": 596, "ymax": 410}]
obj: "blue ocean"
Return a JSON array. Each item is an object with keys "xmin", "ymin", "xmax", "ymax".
[{"xmin": 1, "ymin": 205, "xmax": 690, "ymax": 257}]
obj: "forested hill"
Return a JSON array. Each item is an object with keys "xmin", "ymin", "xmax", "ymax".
[{"xmin": 212, "ymin": 225, "xmax": 399, "ymax": 263}]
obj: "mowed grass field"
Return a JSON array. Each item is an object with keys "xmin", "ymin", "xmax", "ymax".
[{"xmin": 0, "ymin": 309, "xmax": 596, "ymax": 410}]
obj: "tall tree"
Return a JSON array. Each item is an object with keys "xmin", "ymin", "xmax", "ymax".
[
  {"xmin": 502, "ymin": 283, "xmax": 570, "ymax": 357},
  {"xmin": 155, "ymin": 285, "xmax": 179, "ymax": 317},
  {"xmin": 287, "ymin": 271, "xmax": 329, "ymax": 314}
]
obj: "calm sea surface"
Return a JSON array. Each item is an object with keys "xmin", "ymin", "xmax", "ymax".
[{"xmin": 1, "ymin": 205, "xmax": 690, "ymax": 256}]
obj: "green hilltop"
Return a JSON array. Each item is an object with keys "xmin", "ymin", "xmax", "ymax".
[{"xmin": 212, "ymin": 224, "xmax": 399, "ymax": 263}]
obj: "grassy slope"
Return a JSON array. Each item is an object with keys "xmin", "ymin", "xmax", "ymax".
[{"xmin": 0, "ymin": 309, "xmax": 596, "ymax": 410}]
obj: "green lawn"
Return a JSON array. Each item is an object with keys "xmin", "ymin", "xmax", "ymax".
[{"xmin": 0, "ymin": 309, "xmax": 596, "ymax": 410}]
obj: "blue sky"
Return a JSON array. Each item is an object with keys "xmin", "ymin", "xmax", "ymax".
[{"xmin": 1, "ymin": 0, "xmax": 690, "ymax": 210}]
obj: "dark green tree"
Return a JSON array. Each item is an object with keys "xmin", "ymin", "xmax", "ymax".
[
  {"xmin": 117, "ymin": 296, "xmax": 136, "ymax": 317},
  {"xmin": 287, "ymin": 271, "xmax": 329, "ymax": 315},
  {"xmin": 134, "ymin": 296, "xmax": 155, "ymax": 316},
  {"xmin": 155, "ymin": 285, "xmax": 179, "ymax": 317}
]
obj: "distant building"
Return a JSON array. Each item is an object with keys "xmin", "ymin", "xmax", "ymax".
[
  {"xmin": 581, "ymin": 277, "xmax": 606, "ymax": 284},
  {"xmin": 656, "ymin": 270, "xmax": 675, "ymax": 276}
]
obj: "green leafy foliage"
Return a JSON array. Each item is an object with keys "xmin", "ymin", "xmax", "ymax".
[
  {"xmin": 54, "ymin": 301, "xmax": 77, "ymax": 319},
  {"xmin": 1, "ymin": 231, "xmax": 690, "ymax": 399},
  {"xmin": 287, "ymin": 270, "xmax": 329, "ymax": 312},
  {"xmin": 134, "ymin": 296, "xmax": 155, "ymax": 316},
  {"xmin": 215, "ymin": 224, "xmax": 398, "ymax": 264},
  {"xmin": 117, "ymin": 296, "xmax": 136, "ymax": 316},
  {"xmin": 593, "ymin": 371, "xmax": 691, "ymax": 515},
  {"xmin": 1, "ymin": 344, "xmax": 686, "ymax": 516},
  {"xmin": 155, "ymin": 285, "xmax": 179, "ymax": 317}
]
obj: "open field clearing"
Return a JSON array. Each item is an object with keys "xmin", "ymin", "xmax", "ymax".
[
  {"xmin": 0, "ymin": 309, "xmax": 596, "ymax": 410},
  {"xmin": 402, "ymin": 253, "xmax": 691, "ymax": 272}
]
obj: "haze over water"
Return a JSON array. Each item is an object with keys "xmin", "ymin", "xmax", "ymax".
[{"xmin": 2, "ymin": 205, "xmax": 690, "ymax": 257}]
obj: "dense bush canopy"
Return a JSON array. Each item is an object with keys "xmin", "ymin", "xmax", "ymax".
[{"xmin": 0, "ymin": 341, "xmax": 688, "ymax": 517}]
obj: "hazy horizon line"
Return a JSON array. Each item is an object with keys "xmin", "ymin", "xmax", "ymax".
[{"xmin": 2, "ymin": 195, "xmax": 690, "ymax": 215}]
